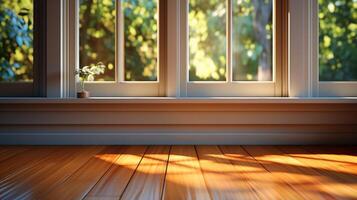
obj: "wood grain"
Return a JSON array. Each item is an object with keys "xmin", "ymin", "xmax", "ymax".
[
  {"xmin": 279, "ymin": 146, "xmax": 357, "ymax": 199},
  {"xmin": 3, "ymin": 146, "xmax": 104, "ymax": 200},
  {"xmin": 85, "ymin": 146, "xmax": 147, "ymax": 200},
  {"xmin": 195, "ymin": 146, "xmax": 260, "ymax": 200},
  {"xmin": 0, "ymin": 145, "xmax": 356, "ymax": 200},
  {"xmin": 0, "ymin": 146, "xmax": 28, "ymax": 163},
  {"xmin": 219, "ymin": 145, "xmax": 304, "ymax": 199},
  {"xmin": 0, "ymin": 147, "xmax": 86, "ymax": 199},
  {"xmin": 0, "ymin": 147, "xmax": 58, "ymax": 179},
  {"xmin": 163, "ymin": 146, "xmax": 211, "ymax": 200},
  {"xmin": 244, "ymin": 146, "xmax": 342, "ymax": 200},
  {"xmin": 120, "ymin": 146, "xmax": 170, "ymax": 200},
  {"xmin": 41, "ymin": 146, "xmax": 123, "ymax": 200}
]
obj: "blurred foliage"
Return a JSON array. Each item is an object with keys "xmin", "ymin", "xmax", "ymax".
[
  {"xmin": 233, "ymin": 0, "xmax": 272, "ymax": 81},
  {"xmin": 319, "ymin": 0, "xmax": 357, "ymax": 81},
  {"xmin": 189, "ymin": 0, "xmax": 272, "ymax": 81},
  {"xmin": 80, "ymin": 0, "xmax": 272, "ymax": 82},
  {"xmin": 189, "ymin": 0, "xmax": 226, "ymax": 81},
  {"xmin": 79, "ymin": 0, "xmax": 158, "ymax": 81},
  {"xmin": 1, "ymin": 0, "xmax": 355, "ymax": 84},
  {"xmin": 79, "ymin": 0, "xmax": 116, "ymax": 81},
  {"xmin": 123, "ymin": 0, "xmax": 158, "ymax": 81},
  {"xmin": 0, "ymin": 0, "xmax": 33, "ymax": 82}
]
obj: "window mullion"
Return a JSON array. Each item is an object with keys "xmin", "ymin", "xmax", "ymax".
[
  {"xmin": 158, "ymin": 0, "xmax": 168, "ymax": 96},
  {"xmin": 117, "ymin": 0, "xmax": 124, "ymax": 83},
  {"xmin": 227, "ymin": 0, "xmax": 232, "ymax": 83}
]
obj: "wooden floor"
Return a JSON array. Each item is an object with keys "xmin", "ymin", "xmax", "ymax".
[{"xmin": 0, "ymin": 146, "xmax": 356, "ymax": 200}]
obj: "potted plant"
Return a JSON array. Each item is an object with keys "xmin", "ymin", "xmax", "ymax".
[{"xmin": 75, "ymin": 62, "xmax": 106, "ymax": 98}]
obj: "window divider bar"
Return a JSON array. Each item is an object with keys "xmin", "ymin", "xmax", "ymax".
[
  {"xmin": 117, "ymin": 0, "xmax": 124, "ymax": 83},
  {"xmin": 33, "ymin": 0, "xmax": 47, "ymax": 97},
  {"xmin": 166, "ymin": 0, "xmax": 181, "ymax": 97},
  {"xmin": 281, "ymin": 0, "xmax": 289, "ymax": 97},
  {"xmin": 180, "ymin": 0, "xmax": 188, "ymax": 97},
  {"xmin": 227, "ymin": 0, "xmax": 232, "ymax": 83},
  {"xmin": 275, "ymin": 0, "xmax": 289, "ymax": 97},
  {"xmin": 158, "ymin": 0, "xmax": 168, "ymax": 96},
  {"xmin": 311, "ymin": 0, "xmax": 319, "ymax": 97}
]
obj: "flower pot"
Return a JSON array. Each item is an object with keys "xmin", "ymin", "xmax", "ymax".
[{"xmin": 77, "ymin": 90, "xmax": 90, "ymax": 98}]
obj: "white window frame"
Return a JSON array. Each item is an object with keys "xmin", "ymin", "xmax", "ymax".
[
  {"xmin": 67, "ymin": 0, "xmax": 287, "ymax": 97},
  {"xmin": 289, "ymin": 0, "xmax": 357, "ymax": 97},
  {"xmin": 64, "ymin": 0, "xmax": 357, "ymax": 98},
  {"xmin": 314, "ymin": 0, "xmax": 357, "ymax": 97},
  {"xmin": 68, "ymin": 0, "xmax": 166, "ymax": 97},
  {"xmin": 178, "ymin": 0, "xmax": 284, "ymax": 97}
]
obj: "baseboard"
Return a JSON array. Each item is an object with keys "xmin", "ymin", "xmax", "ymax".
[
  {"xmin": 1, "ymin": 98, "xmax": 356, "ymax": 145},
  {"xmin": 1, "ymin": 132, "xmax": 356, "ymax": 145}
]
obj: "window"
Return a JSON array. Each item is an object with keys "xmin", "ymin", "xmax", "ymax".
[
  {"xmin": 78, "ymin": 0, "xmax": 165, "ymax": 96},
  {"xmin": 0, "ymin": 0, "xmax": 34, "ymax": 83},
  {"xmin": 319, "ymin": 0, "xmax": 357, "ymax": 81},
  {"xmin": 0, "ymin": 0, "xmax": 355, "ymax": 98},
  {"xmin": 66, "ymin": 0, "xmax": 357, "ymax": 98},
  {"xmin": 75, "ymin": 0, "xmax": 286, "ymax": 97},
  {"xmin": 188, "ymin": 0, "xmax": 273, "ymax": 82},
  {"xmin": 0, "ymin": 0, "xmax": 34, "ymax": 96},
  {"xmin": 181, "ymin": 0, "xmax": 285, "ymax": 97},
  {"xmin": 0, "ymin": 0, "xmax": 46, "ymax": 97},
  {"xmin": 316, "ymin": 0, "xmax": 357, "ymax": 96}
]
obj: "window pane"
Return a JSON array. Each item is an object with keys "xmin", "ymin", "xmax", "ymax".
[
  {"xmin": 232, "ymin": 0, "xmax": 273, "ymax": 81},
  {"xmin": 189, "ymin": 0, "xmax": 226, "ymax": 81},
  {"xmin": 79, "ymin": 0, "xmax": 115, "ymax": 81},
  {"xmin": 319, "ymin": 0, "xmax": 357, "ymax": 81},
  {"xmin": 0, "ymin": 0, "xmax": 33, "ymax": 82},
  {"xmin": 123, "ymin": 0, "xmax": 158, "ymax": 81}
]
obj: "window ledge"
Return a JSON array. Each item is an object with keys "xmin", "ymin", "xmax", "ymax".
[{"xmin": 0, "ymin": 97, "xmax": 357, "ymax": 104}]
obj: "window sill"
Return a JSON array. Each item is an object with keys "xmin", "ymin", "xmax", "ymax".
[{"xmin": 0, "ymin": 96, "xmax": 357, "ymax": 104}]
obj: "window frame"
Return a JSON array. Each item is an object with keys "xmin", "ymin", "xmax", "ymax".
[
  {"xmin": 1, "ymin": 0, "xmax": 355, "ymax": 98},
  {"xmin": 313, "ymin": 0, "xmax": 357, "ymax": 97},
  {"xmin": 68, "ymin": 0, "xmax": 288, "ymax": 97},
  {"xmin": 68, "ymin": 0, "xmax": 357, "ymax": 98},
  {"xmin": 71, "ymin": 0, "xmax": 167, "ymax": 97},
  {"xmin": 177, "ymin": 0, "xmax": 288, "ymax": 97},
  {"xmin": 0, "ymin": 0, "xmax": 47, "ymax": 97},
  {"xmin": 290, "ymin": 0, "xmax": 357, "ymax": 97}
]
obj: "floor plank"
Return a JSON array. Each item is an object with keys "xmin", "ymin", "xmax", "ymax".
[
  {"xmin": 0, "ymin": 147, "xmax": 85, "ymax": 199},
  {"xmin": 0, "ymin": 146, "xmax": 104, "ymax": 200},
  {"xmin": 40, "ymin": 146, "xmax": 123, "ymax": 200},
  {"xmin": 244, "ymin": 146, "xmax": 344, "ymax": 200},
  {"xmin": 0, "ymin": 145, "xmax": 356, "ymax": 200},
  {"xmin": 162, "ymin": 146, "xmax": 211, "ymax": 200},
  {"xmin": 0, "ymin": 147, "xmax": 59, "ymax": 179},
  {"xmin": 0, "ymin": 146, "xmax": 28, "ymax": 163},
  {"xmin": 195, "ymin": 146, "xmax": 260, "ymax": 200},
  {"xmin": 302, "ymin": 146, "xmax": 357, "ymax": 175},
  {"xmin": 85, "ymin": 146, "xmax": 147, "ymax": 200},
  {"xmin": 219, "ymin": 145, "xmax": 304, "ymax": 200},
  {"xmin": 120, "ymin": 146, "xmax": 170, "ymax": 200},
  {"xmin": 279, "ymin": 146, "xmax": 357, "ymax": 199}
]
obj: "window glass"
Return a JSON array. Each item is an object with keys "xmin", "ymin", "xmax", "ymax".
[
  {"xmin": 232, "ymin": 0, "xmax": 273, "ymax": 81},
  {"xmin": 319, "ymin": 0, "xmax": 357, "ymax": 81},
  {"xmin": 123, "ymin": 0, "xmax": 158, "ymax": 81},
  {"xmin": 79, "ymin": 0, "xmax": 116, "ymax": 81},
  {"xmin": 189, "ymin": 0, "xmax": 227, "ymax": 81},
  {"xmin": 0, "ymin": 0, "xmax": 33, "ymax": 82},
  {"xmin": 79, "ymin": 0, "xmax": 158, "ymax": 82}
]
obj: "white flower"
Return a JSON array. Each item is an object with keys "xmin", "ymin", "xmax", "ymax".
[{"xmin": 87, "ymin": 74, "xmax": 94, "ymax": 81}]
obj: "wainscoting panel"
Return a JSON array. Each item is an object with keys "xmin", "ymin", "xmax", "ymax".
[{"xmin": 0, "ymin": 98, "xmax": 356, "ymax": 144}]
